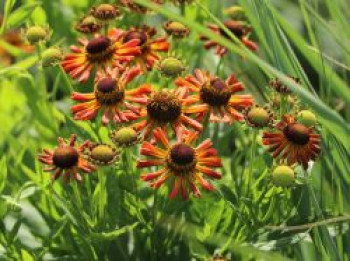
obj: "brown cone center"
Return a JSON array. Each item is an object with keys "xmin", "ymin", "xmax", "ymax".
[
  {"xmin": 170, "ymin": 144, "xmax": 195, "ymax": 166},
  {"xmin": 96, "ymin": 77, "xmax": 124, "ymax": 104},
  {"xmin": 53, "ymin": 146, "xmax": 79, "ymax": 169},
  {"xmin": 86, "ymin": 36, "xmax": 111, "ymax": 54},
  {"xmin": 283, "ymin": 123, "xmax": 310, "ymax": 145}
]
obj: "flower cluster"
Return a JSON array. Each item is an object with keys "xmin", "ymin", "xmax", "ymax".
[{"xmin": 38, "ymin": 2, "xmax": 322, "ymax": 200}]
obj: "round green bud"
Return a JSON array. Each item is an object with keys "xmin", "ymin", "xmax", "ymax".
[
  {"xmin": 272, "ymin": 165, "xmax": 295, "ymax": 187},
  {"xmin": 42, "ymin": 48, "xmax": 63, "ymax": 67},
  {"xmin": 25, "ymin": 26, "xmax": 48, "ymax": 44},
  {"xmin": 298, "ymin": 110, "xmax": 316, "ymax": 128}
]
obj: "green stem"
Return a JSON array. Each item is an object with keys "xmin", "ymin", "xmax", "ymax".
[
  {"xmin": 98, "ymin": 170, "xmax": 106, "ymax": 222},
  {"xmin": 72, "ymin": 182, "xmax": 84, "ymax": 210},
  {"xmin": 245, "ymin": 130, "xmax": 257, "ymax": 195},
  {"xmin": 151, "ymin": 191, "xmax": 158, "ymax": 261}
]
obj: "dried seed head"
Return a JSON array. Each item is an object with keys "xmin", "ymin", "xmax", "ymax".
[
  {"xmin": 86, "ymin": 36, "xmax": 111, "ymax": 54},
  {"xmin": 269, "ymin": 77, "xmax": 300, "ymax": 94},
  {"xmin": 42, "ymin": 47, "xmax": 63, "ymax": 67},
  {"xmin": 90, "ymin": 4, "xmax": 120, "ymax": 22},
  {"xmin": 298, "ymin": 110, "xmax": 316, "ymax": 128},
  {"xmin": 272, "ymin": 165, "xmax": 295, "ymax": 187},
  {"xmin": 157, "ymin": 56, "xmax": 186, "ymax": 77},
  {"xmin": 220, "ymin": 20, "xmax": 248, "ymax": 39},
  {"xmin": 147, "ymin": 90, "xmax": 182, "ymax": 123},
  {"xmin": 89, "ymin": 144, "xmax": 118, "ymax": 165},
  {"xmin": 111, "ymin": 127, "xmax": 139, "ymax": 147},
  {"xmin": 25, "ymin": 26, "xmax": 49, "ymax": 44},
  {"xmin": 53, "ymin": 146, "xmax": 79, "ymax": 169},
  {"xmin": 283, "ymin": 123, "xmax": 310, "ymax": 145},
  {"xmin": 75, "ymin": 15, "xmax": 102, "ymax": 34}
]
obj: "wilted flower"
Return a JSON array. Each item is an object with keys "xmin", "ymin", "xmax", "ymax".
[
  {"xmin": 137, "ymin": 128, "xmax": 222, "ymax": 200},
  {"xmin": 75, "ymin": 15, "xmax": 103, "ymax": 34},
  {"xmin": 200, "ymin": 20, "xmax": 258, "ymax": 56},
  {"xmin": 38, "ymin": 134, "xmax": 96, "ymax": 183},
  {"xmin": 269, "ymin": 76, "xmax": 301, "ymax": 95},
  {"xmin": 122, "ymin": 25, "xmax": 170, "ymax": 71},
  {"xmin": 61, "ymin": 28, "xmax": 140, "ymax": 82},
  {"xmin": 163, "ymin": 21, "xmax": 190, "ymax": 38},
  {"xmin": 263, "ymin": 114, "xmax": 321, "ymax": 169},
  {"xmin": 119, "ymin": 0, "xmax": 164, "ymax": 13},
  {"xmin": 90, "ymin": 3, "xmax": 121, "ymax": 23},
  {"xmin": 133, "ymin": 89, "xmax": 202, "ymax": 139},
  {"xmin": 71, "ymin": 66, "xmax": 151, "ymax": 125},
  {"xmin": 175, "ymin": 69, "xmax": 253, "ymax": 124}
]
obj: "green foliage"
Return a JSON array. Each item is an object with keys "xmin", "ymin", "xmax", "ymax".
[{"xmin": 0, "ymin": 0, "xmax": 349, "ymax": 261}]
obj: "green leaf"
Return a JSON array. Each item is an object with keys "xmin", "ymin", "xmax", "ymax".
[
  {"xmin": 7, "ymin": 2, "xmax": 41, "ymax": 29},
  {"xmin": 0, "ymin": 157, "xmax": 7, "ymax": 194},
  {"xmin": 89, "ymin": 222, "xmax": 139, "ymax": 242}
]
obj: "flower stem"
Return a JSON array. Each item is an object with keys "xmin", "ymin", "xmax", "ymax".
[
  {"xmin": 98, "ymin": 169, "xmax": 106, "ymax": 222},
  {"xmin": 245, "ymin": 130, "xmax": 257, "ymax": 195},
  {"xmin": 151, "ymin": 191, "xmax": 158, "ymax": 261}
]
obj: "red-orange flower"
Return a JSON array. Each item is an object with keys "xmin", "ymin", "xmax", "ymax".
[
  {"xmin": 175, "ymin": 69, "xmax": 253, "ymax": 124},
  {"xmin": 262, "ymin": 115, "xmax": 321, "ymax": 169},
  {"xmin": 71, "ymin": 66, "xmax": 151, "ymax": 125},
  {"xmin": 38, "ymin": 134, "xmax": 96, "ymax": 183},
  {"xmin": 61, "ymin": 28, "xmax": 140, "ymax": 83},
  {"xmin": 133, "ymin": 88, "xmax": 202, "ymax": 139},
  {"xmin": 137, "ymin": 128, "xmax": 222, "ymax": 200},
  {"xmin": 200, "ymin": 20, "xmax": 258, "ymax": 56},
  {"xmin": 122, "ymin": 26, "xmax": 170, "ymax": 71}
]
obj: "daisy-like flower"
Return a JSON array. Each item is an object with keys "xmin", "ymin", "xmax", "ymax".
[
  {"xmin": 38, "ymin": 134, "xmax": 96, "ymax": 183},
  {"xmin": 133, "ymin": 89, "xmax": 202, "ymax": 139},
  {"xmin": 71, "ymin": 66, "xmax": 151, "ymax": 125},
  {"xmin": 122, "ymin": 25, "xmax": 170, "ymax": 71},
  {"xmin": 175, "ymin": 69, "xmax": 254, "ymax": 124},
  {"xmin": 61, "ymin": 28, "xmax": 140, "ymax": 83},
  {"xmin": 200, "ymin": 20, "xmax": 258, "ymax": 56},
  {"xmin": 119, "ymin": 0, "xmax": 164, "ymax": 13},
  {"xmin": 262, "ymin": 114, "xmax": 321, "ymax": 169},
  {"xmin": 137, "ymin": 128, "xmax": 222, "ymax": 200}
]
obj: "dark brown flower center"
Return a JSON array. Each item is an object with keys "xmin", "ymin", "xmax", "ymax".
[
  {"xmin": 147, "ymin": 91, "xmax": 182, "ymax": 123},
  {"xmin": 86, "ymin": 36, "xmax": 111, "ymax": 54},
  {"xmin": 283, "ymin": 123, "xmax": 310, "ymax": 145},
  {"xmin": 96, "ymin": 77, "xmax": 124, "ymax": 105},
  {"xmin": 123, "ymin": 31, "xmax": 148, "ymax": 46},
  {"xmin": 53, "ymin": 146, "xmax": 79, "ymax": 169},
  {"xmin": 170, "ymin": 144, "xmax": 195, "ymax": 165},
  {"xmin": 200, "ymin": 79, "xmax": 231, "ymax": 107},
  {"xmin": 219, "ymin": 21, "xmax": 247, "ymax": 39}
]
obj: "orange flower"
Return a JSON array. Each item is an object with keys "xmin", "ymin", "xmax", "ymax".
[
  {"xmin": 122, "ymin": 26, "xmax": 170, "ymax": 71},
  {"xmin": 200, "ymin": 20, "xmax": 258, "ymax": 56},
  {"xmin": 137, "ymin": 128, "xmax": 222, "ymax": 200},
  {"xmin": 133, "ymin": 88, "xmax": 202, "ymax": 139},
  {"xmin": 61, "ymin": 28, "xmax": 140, "ymax": 83},
  {"xmin": 262, "ymin": 115, "xmax": 321, "ymax": 169},
  {"xmin": 175, "ymin": 69, "xmax": 253, "ymax": 124},
  {"xmin": 71, "ymin": 66, "xmax": 151, "ymax": 125},
  {"xmin": 38, "ymin": 134, "xmax": 96, "ymax": 183}
]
